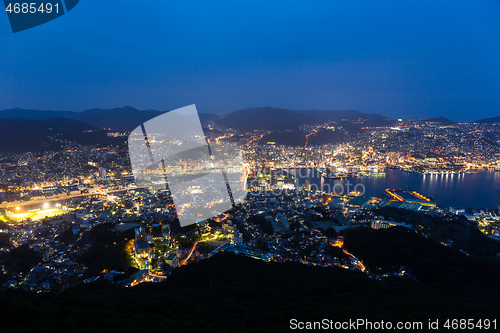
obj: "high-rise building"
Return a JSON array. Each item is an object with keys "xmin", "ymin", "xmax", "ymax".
[
  {"xmin": 98, "ymin": 167, "xmax": 107, "ymax": 180},
  {"xmin": 304, "ymin": 180, "xmax": 310, "ymax": 191},
  {"xmin": 161, "ymin": 224, "xmax": 170, "ymax": 243}
]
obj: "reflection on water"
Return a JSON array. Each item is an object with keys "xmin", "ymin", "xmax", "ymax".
[{"xmin": 295, "ymin": 168, "xmax": 500, "ymax": 209}]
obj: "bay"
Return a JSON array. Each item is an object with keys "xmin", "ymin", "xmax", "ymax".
[{"xmin": 293, "ymin": 168, "xmax": 500, "ymax": 209}]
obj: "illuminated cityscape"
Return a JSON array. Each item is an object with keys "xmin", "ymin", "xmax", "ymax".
[
  {"xmin": 2, "ymin": 1, "xmax": 500, "ymax": 329},
  {"xmin": 0, "ymin": 115, "xmax": 499, "ymax": 293}
]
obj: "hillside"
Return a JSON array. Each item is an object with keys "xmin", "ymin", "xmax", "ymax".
[
  {"xmin": 217, "ymin": 106, "xmax": 391, "ymax": 132},
  {"xmin": 0, "ymin": 107, "xmax": 166, "ymax": 132},
  {"xmin": 0, "ymin": 106, "xmax": 391, "ymax": 133},
  {"xmin": 0, "ymin": 250, "xmax": 498, "ymax": 332},
  {"xmin": 77, "ymin": 107, "xmax": 166, "ymax": 132},
  {"xmin": 0, "ymin": 118, "xmax": 62, "ymax": 152},
  {"xmin": 0, "ymin": 108, "xmax": 76, "ymax": 120},
  {"xmin": 420, "ymin": 116, "xmax": 455, "ymax": 125},
  {"xmin": 261, "ymin": 127, "xmax": 347, "ymax": 146},
  {"xmin": 474, "ymin": 116, "xmax": 500, "ymax": 124},
  {"xmin": 0, "ymin": 118, "xmax": 123, "ymax": 152}
]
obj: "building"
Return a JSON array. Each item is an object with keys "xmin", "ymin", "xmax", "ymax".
[
  {"xmin": 165, "ymin": 252, "xmax": 180, "ymax": 268},
  {"xmin": 371, "ymin": 220, "xmax": 412, "ymax": 230},
  {"xmin": 222, "ymin": 223, "xmax": 235, "ymax": 235},
  {"xmin": 276, "ymin": 213, "xmax": 290, "ymax": 230},
  {"xmin": 98, "ymin": 167, "xmax": 107, "ymax": 180},
  {"xmin": 134, "ymin": 227, "xmax": 148, "ymax": 242},
  {"xmin": 134, "ymin": 241, "xmax": 153, "ymax": 258},
  {"xmin": 133, "ymin": 227, "xmax": 153, "ymax": 258},
  {"xmin": 449, "ymin": 207, "xmax": 466, "ymax": 215},
  {"xmin": 161, "ymin": 224, "xmax": 170, "ymax": 243},
  {"xmin": 232, "ymin": 229, "xmax": 243, "ymax": 244},
  {"xmin": 304, "ymin": 180, "xmax": 310, "ymax": 191}
]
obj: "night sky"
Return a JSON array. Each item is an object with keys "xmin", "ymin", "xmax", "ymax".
[{"xmin": 1, "ymin": 0, "xmax": 499, "ymax": 121}]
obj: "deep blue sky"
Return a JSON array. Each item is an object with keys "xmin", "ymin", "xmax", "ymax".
[{"xmin": 1, "ymin": 1, "xmax": 499, "ymax": 121}]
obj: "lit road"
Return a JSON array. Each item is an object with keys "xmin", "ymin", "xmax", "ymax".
[
  {"xmin": 181, "ymin": 241, "xmax": 200, "ymax": 266},
  {"xmin": 304, "ymin": 128, "xmax": 318, "ymax": 147},
  {"xmin": 148, "ymin": 272, "xmax": 167, "ymax": 280},
  {"xmin": 180, "ymin": 234, "xmax": 217, "ymax": 265},
  {"xmin": 247, "ymin": 134, "xmax": 263, "ymax": 146},
  {"xmin": 343, "ymin": 248, "xmax": 367, "ymax": 272}
]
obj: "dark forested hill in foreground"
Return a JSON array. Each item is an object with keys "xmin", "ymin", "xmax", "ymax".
[
  {"xmin": 0, "ymin": 250, "xmax": 499, "ymax": 333},
  {"xmin": 344, "ymin": 226, "xmax": 500, "ymax": 292}
]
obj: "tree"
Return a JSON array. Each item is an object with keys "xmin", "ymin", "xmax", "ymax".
[
  {"xmin": 0, "ymin": 233, "xmax": 10, "ymax": 247},
  {"xmin": 57, "ymin": 226, "xmax": 74, "ymax": 243},
  {"xmin": 0, "ymin": 245, "xmax": 42, "ymax": 273},
  {"xmin": 323, "ymin": 227, "xmax": 338, "ymax": 238}
]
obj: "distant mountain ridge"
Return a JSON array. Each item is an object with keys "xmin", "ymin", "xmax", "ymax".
[
  {"xmin": 0, "ymin": 108, "xmax": 77, "ymax": 120},
  {"xmin": 0, "ymin": 106, "xmax": 392, "ymax": 132},
  {"xmin": 474, "ymin": 116, "xmax": 500, "ymax": 124},
  {"xmin": 0, "ymin": 105, "xmax": 471, "ymax": 134},
  {"xmin": 0, "ymin": 106, "xmax": 470, "ymax": 151},
  {"xmin": 216, "ymin": 106, "xmax": 392, "ymax": 131},
  {"xmin": 0, "ymin": 106, "xmax": 167, "ymax": 132}
]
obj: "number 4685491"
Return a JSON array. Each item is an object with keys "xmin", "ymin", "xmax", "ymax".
[{"xmin": 6, "ymin": 3, "xmax": 59, "ymax": 14}]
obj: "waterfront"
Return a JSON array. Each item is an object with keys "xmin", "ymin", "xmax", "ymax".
[{"xmin": 294, "ymin": 168, "xmax": 500, "ymax": 209}]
